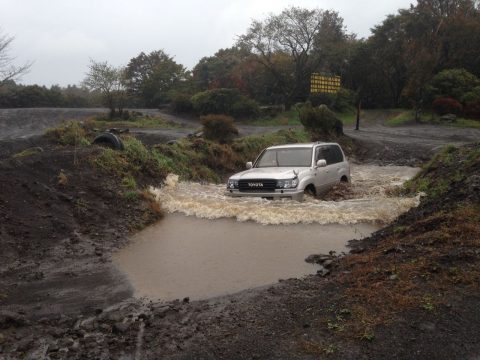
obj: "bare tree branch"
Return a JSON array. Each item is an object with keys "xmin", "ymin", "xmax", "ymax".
[{"xmin": 0, "ymin": 29, "xmax": 32, "ymax": 84}]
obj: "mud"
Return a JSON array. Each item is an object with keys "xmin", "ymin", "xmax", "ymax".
[{"xmin": 114, "ymin": 214, "xmax": 377, "ymax": 301}]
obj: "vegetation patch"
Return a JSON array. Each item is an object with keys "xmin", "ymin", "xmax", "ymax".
[
  {"xmin": 88, "ymin": 115, "xmax": 180, "ymax": 129},
  {"xmin": 334, "ymin": 143, "xmax": 480, "ymax": 339},
  {"xmin": 13, "ymin": 147, "xmax": 44, "ymax": 158},
  {"xmin": 45, "ymin": 121, "xmax": 90, "ymax": 146},
  {"xmin": 299, "ymin": 103, "xmax": 344, "ymax": 140}
]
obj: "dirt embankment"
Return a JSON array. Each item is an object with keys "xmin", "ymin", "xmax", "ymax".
[{"xmin": 0, "ymin": 121, "xmax": 480, "ymax": 358}]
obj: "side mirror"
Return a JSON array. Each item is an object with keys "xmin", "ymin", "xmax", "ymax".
[
  {"xmin": 246, "ymin": 162, "xmax": 253, "ymax": 169},
  {"xmin": 316, "ymin": 159, "xmax": 327, "ymax": 168}
]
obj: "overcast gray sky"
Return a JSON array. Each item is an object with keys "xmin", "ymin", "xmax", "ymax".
[{"xmin": 1, "ymin": 0, "xmax": 413, "ymax": 86}]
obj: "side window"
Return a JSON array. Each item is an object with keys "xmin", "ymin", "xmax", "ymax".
[
  {"xmin": 316, "ymin": 146, "xmax": 335, "ymax": 165},
  {"xmin": 329, "ymin": 145, "xmax": 344, "ymax": 164},
  {"xmin": 315, "ymin": 146, "xmax": 326, "ymax": 163}
]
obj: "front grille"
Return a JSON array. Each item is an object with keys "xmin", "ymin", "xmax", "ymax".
[{"xmin": 238, "ymin": 179, "xmax": 276, "ymax": 192}]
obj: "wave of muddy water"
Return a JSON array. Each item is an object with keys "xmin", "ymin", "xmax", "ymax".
[
  {"xmin": 114, "ymin": 165, "xmax": 420, "ymax": 301},
  {"xmin": 151, "ymin": 164, "xmax": 421, "ymax": 225}
]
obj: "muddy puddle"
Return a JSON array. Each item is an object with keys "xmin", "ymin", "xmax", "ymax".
[
  {"xmin": 114, "ymin": 214, "xmax": 377, "ymax": 301},
  {"xmin": 114, "ymin": 164, "xmax": 420, "ymax": 301}
]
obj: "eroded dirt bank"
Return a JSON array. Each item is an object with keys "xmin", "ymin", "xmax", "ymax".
[{"xmin": 1, "ymin": 125, "xmax": 480, "ymax": 359}]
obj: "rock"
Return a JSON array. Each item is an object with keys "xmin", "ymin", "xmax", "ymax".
[
  {"xmin": 100, "ymin": 323, "xmax": 112, "ymax": 332},
  {"xmin": 48, "ymin": 342, "xmax": 60, "ymax": 352},
  {"xmin": 0, "ymin": 310, "xmax": 26, "ymax": 328},
  {"xmin": 350, "ymin": 246, "xmax": 365, "ymax": 254},
  {"xmin": 113, "ymin": 322, "xmax": 130, "ymax": 334},
  {"xmin": 389, "ymin": 274, "xmax": 398, "ymax": 281},
  {"xmin": 60, "ymin": 338, "xmax": 75, "ymax": 348},
  {"xmin": 183, "ymin": 297, "xmax": 190, "ymax": 303},
  {"xmin": 322, "ymin": 260, "xmax": 333, "ymax": 268},
  {"xmin": 69, "ymin": 340, "xmax": 80, "ymax": 352},
  {"xmin": 419, "ymin": 322, "xmax": 436, "ymax": 332},
  {"xmin": 305, "ymin": 254, "xmax": 331, "ymax": 264},
  {"xmin": 440, "ymin": 113, "xmax": 457, "ymax": 122},
  {"xmin": 316, "ymin": 266, "xmax": 330, "ymax": 277},
  {"xmin": 107, "ymin": 313, "xmax": 123, "ymax": 322},
  {"xmin": 16, "ymin": 336, "xmax": 33, "ymax": 352}
]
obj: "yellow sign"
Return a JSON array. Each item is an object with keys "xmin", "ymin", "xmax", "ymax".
[{"xmin": 310, "ymin": 73, "xmax": 341, "ymax": 94}]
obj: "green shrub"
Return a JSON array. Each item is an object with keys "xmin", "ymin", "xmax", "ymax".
[
  {"xmin": 191, "ymin": 88, "xmax": 260, "ymax": 118},
  {"xmin": 461, "ymin": 86, "xmax": 480, "ymax": 103},
  {"xmin": 201, "ymin": 114, "xmax": 239, "ymax": 143},
  {"xmin": 170, "ymin": 93, "xmax": 193, "ymax": 113},
  {"xmin": 231, "ymin": 97, "xmax": 260, "ymax": 118},
  {"xmin": 299, "ymin": 103, "xmax": 343, "ymax": 140},
  {"xmin": 94, "ymin": 137, "xmax": 169, "ymax": 178},
  {"xmin": 45, "ymin": 121, "xmax": 90, "ymax": 146},
  {"xmin": 427, "ymin": 68, "xmax": 480, "ymax": 103},
  {"xmin": 309, "ymin": 88, "xmax": 355, "ymax": 112},
  {"xmin": 121, "ymin": 175, "xmax": 137, "ymax": 190}
]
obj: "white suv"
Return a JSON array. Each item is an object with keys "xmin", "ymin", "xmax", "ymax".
[{"xmin": 225, "ymin": 142, "xmax": 350, "ymax": 201}]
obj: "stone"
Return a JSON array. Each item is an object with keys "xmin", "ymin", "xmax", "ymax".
[
  {"xmin": 419, "ymin": 322, "xmax": 436, "ymax": 332},
  {"xmin": 48, "ymin": 342, "xmax": 60, "ymax": 352},
  {"xmin": 113, "ymin": 322, "xmax": 130, "ymax": 334},
  {"xmin": 440, "ymin": 113, "xmax": 457, "ymax": 122},
  {"xmin": 0, "ymin": 310, "xmax": 26, "ymax": 328},
  {"xmin": 316, "ymin": 266, "xmax": 330, "ymax": 277},
  {"xmin": 305, "ymin": 254, "xmax": 331, "ymax": 264},
  {"xmin": 16, "ymin": 336, "xmax": 33, "ymax": 352},
  {"xmin": 322, "ymin": 260, "xmax": 333, "ymax": 268}
]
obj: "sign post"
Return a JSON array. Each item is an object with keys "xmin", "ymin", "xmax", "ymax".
[{"xmin": 310, "ymin": 73, "xmax": 341, "ymax": 94}]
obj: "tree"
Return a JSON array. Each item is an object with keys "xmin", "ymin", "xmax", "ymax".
[
  {"xmin": 82, "ymin": 60, "xmax": 127, "ymax": 117},
  {"xmin": 238, "ymin": 7, "xmax": 348, "ymax": 108},
  {"xmin": 0, "ymin": 29, "xmax": 32, "ymax": 84},
  {"xmin": 192, "ymin": 46, "xmax": 251, "ymax": 91},
  {"xmin": 427, "ymin": 68, "xmax": 480, "ymax": 101},
  {"xmin": 124, "ymin": 50, "xmax": 188, "ymax": 107}
]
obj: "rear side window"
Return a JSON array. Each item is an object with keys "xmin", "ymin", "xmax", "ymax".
[{"xmin": 315, "ymin": 145, "xmax": 344, "ymax": 165}]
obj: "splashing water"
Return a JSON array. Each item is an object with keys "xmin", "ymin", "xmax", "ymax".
[{"xmin": 150, "ymin": 165, "xmax": 421, "ymax": 226}]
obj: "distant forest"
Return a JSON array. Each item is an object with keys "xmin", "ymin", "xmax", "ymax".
[{"xmin": 1, "ymin": 0, "xmax": 480, "ymax": 118}]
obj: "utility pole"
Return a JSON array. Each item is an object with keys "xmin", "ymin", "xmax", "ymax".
[{"xmin": 355, "ymin": 100, "xmax": 361, "ymax": 130}]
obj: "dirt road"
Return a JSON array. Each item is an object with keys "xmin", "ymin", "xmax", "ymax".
[{"xmin": 0, "ymin": 108, "xmax": 292, "ymax": 143}]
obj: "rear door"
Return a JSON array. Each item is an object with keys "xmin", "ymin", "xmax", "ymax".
[
  {"xmin": 313, "ymin": 146, "xmax": 336, "ymax": 192},
  {"xmin": 324, "ymin": 145, "xmax": 345, "ymax": 184},
  {"xmin": 315, "ymin": 145, "xmax": 345, "ymax": 187}
]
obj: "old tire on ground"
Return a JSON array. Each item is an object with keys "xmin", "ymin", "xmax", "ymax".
[{"xmin": 93, "ymin": 132, "xmax": 124, "ymax": 150}]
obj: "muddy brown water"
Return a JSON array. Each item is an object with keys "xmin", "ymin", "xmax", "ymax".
[
  {"xmin": 114, "ymin": 165, "xmax": 420, "ymax": 302},
  {"xmin": 114, "ymin": 214, "xmax": 378, "ymax": 301}
]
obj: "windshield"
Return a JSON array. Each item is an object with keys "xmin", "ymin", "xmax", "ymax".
[{"xmin": 255, "ymin": 148, "xmax": 312, "ymax": 168}]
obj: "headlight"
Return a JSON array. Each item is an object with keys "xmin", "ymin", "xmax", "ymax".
[
  {"xmin": 276, "ymin": 177, "xmax": 298, "ymax": 189},
  {"xmin": 227, "ymin": 179, "xmax": 239, "ymax": 189}
]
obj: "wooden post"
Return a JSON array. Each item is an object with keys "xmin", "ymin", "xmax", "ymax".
[{"xmin": 355, "ymin": 100, "xmax": 361, "ymax": 130}]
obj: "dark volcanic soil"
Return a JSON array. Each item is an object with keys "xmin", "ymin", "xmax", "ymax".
[{"xmin": 1, "ymin": 111, "xmax": 480, "ymax": 359}]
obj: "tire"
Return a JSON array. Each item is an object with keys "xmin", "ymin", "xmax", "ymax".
[
  {"xmin": 93, "ymin": 132, "xmax": 124, "ymax": 150},
  {"xmin": 304, "ymin": 184, "xmax": 316, "ymax": 197}
]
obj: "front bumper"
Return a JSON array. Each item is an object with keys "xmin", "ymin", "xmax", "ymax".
[{"xmin": 225, "ymin": 189, "xmax": 304, "ymax": 202}]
